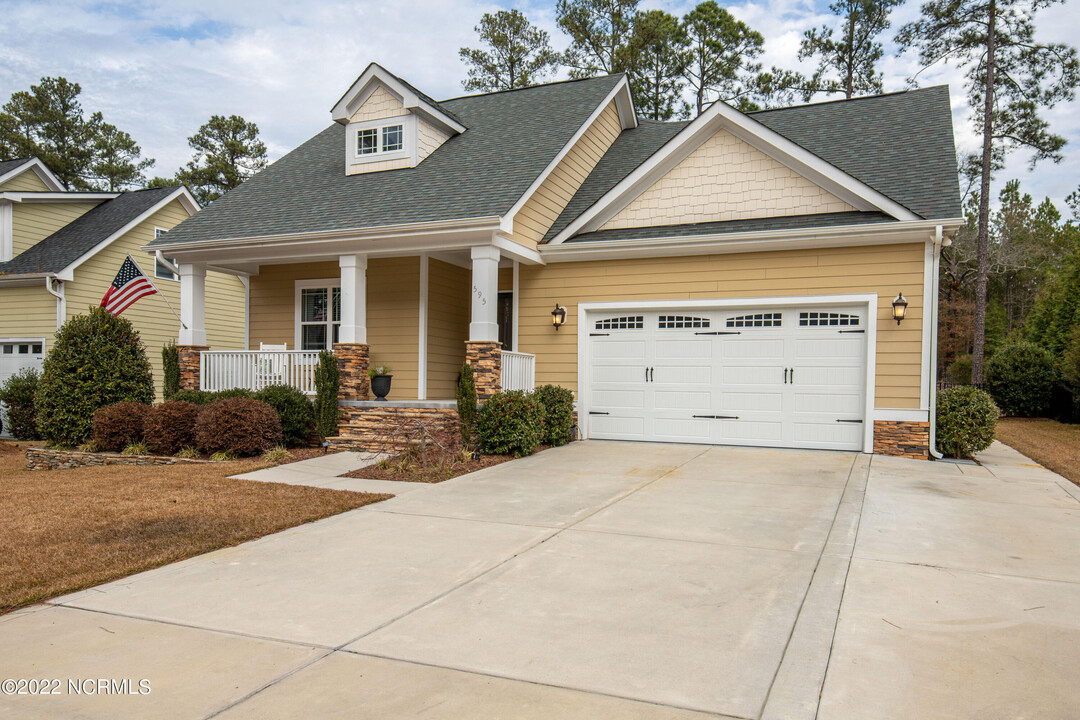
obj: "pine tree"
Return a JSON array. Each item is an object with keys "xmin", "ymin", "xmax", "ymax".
[
  {"xmin": 625, "ymin": 10, "xmax": 689, "ymax": 120},
  {"xmin": 460, "ymin": 10, "xmax": 561, "ymax": 92},
  {"xmin": 680, "ymin": 1, "xmax": 763, "ymax": 115},
  {"xmin": 799, "ymin": 0, "xmax": 904, "ymax": 98},
  {"xmin": 557, "ymin": 0, "xmax": 639, "ymax": 78},
  {"xmin": 173, "ymin": 115, "xmax": 267, "ymax": 205}
]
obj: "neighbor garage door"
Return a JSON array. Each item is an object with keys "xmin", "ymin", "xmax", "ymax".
[
  {"xmin": 0, "ymin": 338, "xmax": 45, "ymax": 437},
  {"xmin": 585, "ymin": 305, "xmax": 867, "ymax": 451}
]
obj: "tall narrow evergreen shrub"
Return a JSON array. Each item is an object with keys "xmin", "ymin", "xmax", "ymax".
[
  {"xmin": 162, "ymin": 341, "xmax": 180, "ymax": 400},
  {"xmin": 456, "ymin": 362, "xmax": 477, "ymax": 447},
  {"xmin": 314, "ymin": 350, "xmax": 339, "ymax": 438}
]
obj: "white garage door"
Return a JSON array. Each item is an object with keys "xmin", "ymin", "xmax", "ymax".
[
  {"xmin": 0, "ymin": 338, "xmax": 45, "ymax": 437},
  {"xmin": 585, "ymin": 306, "xmax": 867, "ymax": 451}
]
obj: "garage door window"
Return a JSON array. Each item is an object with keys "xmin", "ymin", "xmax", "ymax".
[
  {"xmin": 595, "ymin": 316, "xmax": 643, "ymax": 330},
  {"xmin": 799, "ymin": 311, "xmax": 859, "ymax": 327},
  {"xmin": 658, "ymin": 315, "xmax": 710, "ymax": 329},
  {"xmin": 726, "ymin": 312, "xmax": 782, "ymax": 328},
  {"xmin": 2, "ymin": 343, "xmax": 42, "ymax": 355}
]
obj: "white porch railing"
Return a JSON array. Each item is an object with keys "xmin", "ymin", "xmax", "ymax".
[
  {"xmin": 501, "ymin": 350, "xmax": 535, "ymax": 392},
  {"xmin": 201, "ymin": 350, "xmax": 322, "ymax": 395}
]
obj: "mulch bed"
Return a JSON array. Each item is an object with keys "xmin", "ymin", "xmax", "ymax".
[{"xmin": 341, "ymin": 446, "xmax": 548, "ymax": 484}]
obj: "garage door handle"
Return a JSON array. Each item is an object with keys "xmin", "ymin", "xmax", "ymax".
[
  {"xmin": 784, "ymin": 368, "xmax": 788, "ymax": 384},
  {"xmin": 693, "ymin": 414, "xmax": 739, "ymax": 420},
  {"xmin": 695, "ymin": 331, "xmax": 741, "ymax": 335},
  {"xmin": 836, "ymin": 419, "xmax": 863, "ymax": 423},
  {"xmin": 589, "ymin": 411, "xmax": 610, "ymax": 416}
]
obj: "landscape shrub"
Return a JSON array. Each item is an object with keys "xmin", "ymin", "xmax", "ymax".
[
  {"xmin": 194, "ymin": 397, "xmax": 282, "ymax": 456},
  {"xmin": 162, "ymin": 342, "xmax": 180, "ymax": 400},
  {"xmin": 984, "ymin": 342, "xmax": 1058, "ymax": 417},
  {"xmin": 0, "ymin": 367, "xmax": 40, "ymax": 440},
  {"xmin": 936, "ymin": 386, "xmax": 999, "ymax": 459},
  {"xmin": 945, "ymin": 354, "xmax": 972, "ymax": 385},
  {"xmin": 476, "ymin": 390, "xmax": 542, "ymax": 457},
  {"xmin": 171, "ymin": 388, "xmax": 254, "ymax": 405},
  {"xmin": 255, "ymin": 384, "xmax": 315, "ymax": 446},
  {"xmin": 36, "ymin": 307, "xmax": 154, "ymax": 446},
  {"xmin": 533, "ymin": 384, "xmax": 575, "ymax": 446},
  {"xmin": 91, "ymin": 401, "xmax": 151, "ymax": 452},
  {"xmin": 456, "ymin": 362, "xmax": 477, "ymax": 447},
  {"xmin": 143, "ymin": 400, "xmax": 201, "ymax": 455},
  {"xmin": 314, "ymin": 350, "xmax": 339, "ymax": 439}
]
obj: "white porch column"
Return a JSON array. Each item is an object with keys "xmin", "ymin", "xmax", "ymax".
[
  {"xmin": 469, "ymin": 246, "xmax": 500, "ymax": 342},
  {"xmin": 338, "ymin": 253, "xmax": 368, "ymax": 344},
  {"xmin": 178, "ymin": 262, "xmax": 207, "ymax": 346}
]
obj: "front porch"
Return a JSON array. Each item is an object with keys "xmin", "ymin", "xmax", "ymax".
[{"xmin": 173, "ymin": 246, "xmax": 538, "ymax": 445}]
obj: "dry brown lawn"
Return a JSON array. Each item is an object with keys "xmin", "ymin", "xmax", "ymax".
[
  {"xmin": 0, "ymin": 441, "xmax": 391, "ymax": 613},
  {"xmin": 996, "ymin": 418, "xmax": 1080, "ymax": 486}
]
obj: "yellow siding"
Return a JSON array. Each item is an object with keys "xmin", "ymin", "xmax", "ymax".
[
  {"xmin": 248, "ymin": 257, "xmax": 422, "ymax": 400},
  {"xmin": 11, "ymin": 201, "xmax": 101, "ymax": 256},
  {"xmin": 0, "ymin": 285, "xmax": 57, "ymax": 350},
  {"xmin": 0, "ymin": 169, "xmax": 51, "ymax": 192},
  {"xmin": 350, "ymin": 85, "xmax": 405, "ymax": 122},
  {"xmin": 498, "ymin": 267, "xmax": 513, "ymax": 292},
  {"xmin": 511, "ymin": 100, "xmax": 623, "ymax": 248},
  {"xmin": 602, "ymin": 129, "xmax": 854, "ymax": 231},
  {"xmin": 427, "ymin": 259, "xmax": 469, "ymax": 399},
  {"xmin": 517, "ymin": 243, "xmax": 926, "ymax": 409},
  {"xmin": 418, "ymin": 117, "xmax": 453, "ymax": 163},
  {"xmin": 62, "ymin": 198, "xmax": 246, "ymax": 401}
]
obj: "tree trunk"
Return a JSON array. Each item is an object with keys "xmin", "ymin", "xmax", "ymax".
[{"xmin": 971, "ymin": 0, "xmax": 996, "ymax": 384}]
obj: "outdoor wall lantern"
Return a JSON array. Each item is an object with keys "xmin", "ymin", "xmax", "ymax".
[
  {"xmin": 551, "ymin": 303, "xmax": 568, "ymax": 330},
  {"xmin": 892, "ymin": 292, "xmax": 908, "ymax": 325}
]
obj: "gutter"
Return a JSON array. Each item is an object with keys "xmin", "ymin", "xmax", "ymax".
[
  {"xmin": 928, "ymin": 225, "xmax": 947, "ymax": 460},
  {"xmin": 44, "ymin": 275, "xmax": 65, "ymax": 330}
]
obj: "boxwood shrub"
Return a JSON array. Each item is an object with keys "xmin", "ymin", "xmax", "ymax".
[
  {"xmin": 984, "ymin": 342, "xmax": 1058, "ymax": 417},
  {"xmin": 36, "ymin": 307, "xmax": 154, "ymax": 446},
  {"xmin": 254, "ymin": 384, "xmax": 315, "ymax": 447},
  {"xmin": 171, "ymin": 388, "xmax": 255, "ymax": 405},
  {"xmin": 313, "ymin": 350, "xmax": 339, "ymax": 439},
  {"xmin": 194, "ymin": 397, "xmax": 282, "ymax": 456},
  {"xmin": 476, "ymin": 390, "xmax": 543, "ymax": 457},
  {"xmin": 143, "ymin": 400, "xmax": 201, "ymax": 455},
  {"xmin": 0, "ymin": 367, "xmax": 39, "ymax": 440},
  {"xmin": 533, "ymin": 384, "xmax": 575, "ymax": 447},
  {"xmin": 92, "ymin": 401, "xmax": 151, "ymax": 452},
  {"xmin": 936, "ymin": 386, "xmax": 999, "ymax": 459}
]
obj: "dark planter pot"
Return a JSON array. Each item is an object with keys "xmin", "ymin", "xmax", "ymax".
[{"xmin": 370, "ymin": 374, "xmax": 393, "ymax": 401}]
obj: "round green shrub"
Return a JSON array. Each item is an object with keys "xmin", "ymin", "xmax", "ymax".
[
  {"xmin": 936, "ymin": 386, "xmax": 999, "ymax": 459},
  {"xmin": 0, "ymin": 367, "xmax": 40, "ymax": 440},
  {"xmin": 533, "ymin": 384, "xmax": 575, "ymax": 446},
  {"xmin": 36, "ymin": 307, "xmax": 154, "ymax": 446},
  {"xmin": 194, "ymin": 397, "xmax": 282, "ymax": 456},
  {"xmin": 211, "ymin": 388, "xmax": 255, "ymax": 401},
  {"xmin": 476, "ymin": 390, "xmax": 542, "ymax": 457},
  {"xmin": 255, "ymin": 384, "xmax": 315, "ymax": 446},
  {"xmin": 984, "ymin": 342, "xmax": 1058, "ymax": 417},
  {"xmin": 171, "ymin": 389, "xmax": 213, "ymax": 404},
  {"xmin": 143, "ymin": 400, "xmax": 201, "ymax": 455},
  {"xmin": 92, "ymin": 401, "xmax": 151, "ymax": 452}
]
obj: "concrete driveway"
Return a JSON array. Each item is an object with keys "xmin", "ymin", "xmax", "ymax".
[{"xmin": 2, "ymin": 440, "xmax": 1079, "ymax": 719}]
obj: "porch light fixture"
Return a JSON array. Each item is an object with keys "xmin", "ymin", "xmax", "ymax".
[
  {"xmin": 551, "ymin": 303, "xmax": 567, "ymax": 330},
  {"xmin": 892, "ymin": 292, "xmax": 908, "ymax": 325}
]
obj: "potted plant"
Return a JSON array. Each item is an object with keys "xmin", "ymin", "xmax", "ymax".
[{"xmin": 368, "ymin": 365, "xmax": 393, "ymax": 401}]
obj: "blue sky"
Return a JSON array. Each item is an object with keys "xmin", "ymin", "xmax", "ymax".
[{"xmin": 1, "ymin": 0, "xmax": 1077, "ymax": 213}]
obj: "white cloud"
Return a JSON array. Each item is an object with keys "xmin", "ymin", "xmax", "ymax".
[{"xmin": 0, "ymin": 0, "xmax": 1076, "ymax": 210}]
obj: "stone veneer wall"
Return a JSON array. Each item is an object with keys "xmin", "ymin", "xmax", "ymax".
[
  {"xmin": 465, "ymin": 341, "xmax": 502, "ymax": 401},
  {"xmin": 177, "ymin": 345, "xmax": 207, "ymax": 391},
  {"xmin": 329, "ymin": 406, "xmax": 459, "ymax": 453},
  {"xmin": 26, "ymin": 447, "xmax": 208, "ymax": 471},
  {"xmin": 334, "ymin": 343, "xmax": 370, "ymax": 402},
  {"xmin": 873, "ymin": 421, "xmax": 930, "ymax": 459}
]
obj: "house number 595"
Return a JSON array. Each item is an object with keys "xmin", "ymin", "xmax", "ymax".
[{"xmin": 473, "ymin": 285, "xmax": 487, "ymax": 305}]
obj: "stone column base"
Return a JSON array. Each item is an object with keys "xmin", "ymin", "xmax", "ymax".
[
  {"xmin": 465, "ymin": 341, "xmax": 502, "ymax": 401},
  {"xmin": 177, "ymin": 345, "xmax": 208, "ymax": 391},
  {"xmin": 334, "ymin": 343, "xmax": 370, "ymax": 402},
  {"xmin": 873, "ymin": 421, "xmax": 930, "ymax": 459}
]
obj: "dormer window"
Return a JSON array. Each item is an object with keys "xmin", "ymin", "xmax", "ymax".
[
  {"xmin": 357, "ymin": 123, "xmax": 404, "ymax": 155},
  {"xmin": 346, "ymin": 115, "xmax": 416, "ymax": 170},
  {"xmin": 382, "ymin": 125, "xmax": 403, "ymax": 152}
]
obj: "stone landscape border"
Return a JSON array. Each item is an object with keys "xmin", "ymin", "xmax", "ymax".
[{"xmin": 26, "ymin": 447, "xmax": 210, "ymax": 471}]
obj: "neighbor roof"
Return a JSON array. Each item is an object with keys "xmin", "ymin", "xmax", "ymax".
[
  {"xmin": 0, "ymin": 186, "xmax": 180, "ymax": 275},
  {"xmin": 0, "ymin": 158, "xmax": 33, "ymax": 178},
  {"xmin": 152, "ymin": 74, "xmax": 625, "ymax": 247}
]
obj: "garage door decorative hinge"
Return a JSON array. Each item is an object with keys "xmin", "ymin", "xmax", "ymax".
[
  {"xmin": 589, "ymin": 411, "xmax": 610, "ymax": 415},
  {"xmin": 589, "ymin": 332, "xmax": 610, "ymax": 337},
  {"xmin": 836, "ymin": 419, "xmax": 864, "ymax": 423},
  {"xmin": 693, "ymin": 414, "xmax": 739, "ymax": 419},
  {"xmin": 838, "ymin": 329, "xmax": 865, "ymax": 334},
  {"xmin": 694, "ymin": 331, "xmax": 741, "ymax": 335}
]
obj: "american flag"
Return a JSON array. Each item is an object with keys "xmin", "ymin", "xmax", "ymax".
[{"xmin": 100, "ymin": 256, "xmax": 157, "ymax": 316}]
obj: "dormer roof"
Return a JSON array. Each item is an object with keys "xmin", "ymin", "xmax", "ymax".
[{"xmin": 331, "ymin": 62, "xmax": 467, "ymax": 135}]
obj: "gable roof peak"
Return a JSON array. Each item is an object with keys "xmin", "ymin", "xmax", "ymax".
[{"xmin": 331, "ymin": 62, "xmax": 466, "ymax": 134}]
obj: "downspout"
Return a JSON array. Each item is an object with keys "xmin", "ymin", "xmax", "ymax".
[
  {"xmin": 929, "ymin": 226, "xmax": 946, "ymax": 459},
  {"xmin": 44, "ymin": 276, "xmax": 65, "ymax": 330},
  {"xmin": 155, "ymin": 250, "xmax": 179, "ymax": 277}
]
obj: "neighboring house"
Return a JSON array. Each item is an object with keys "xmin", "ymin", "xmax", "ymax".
[
  {"xmin": 0, "ymin": 158, "xmax": 247, "ymax": 413},
  {"xmin": 148, "ymin": 63, "xmax": 963, "ymax": 459}
]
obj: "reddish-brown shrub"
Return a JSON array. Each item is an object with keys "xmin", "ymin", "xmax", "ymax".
[
  {"xmin": 143, "ymin": 401, "xmax": 201, "ymax": 455},
  {"xmin": 194, "ymin": 397, "xmax": 283, "ymax": 456},
  {"xmin": 91, "ymin": 401, "xmax": 151, "ymax": 452}
]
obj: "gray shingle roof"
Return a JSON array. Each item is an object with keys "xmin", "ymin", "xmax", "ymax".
[
  {"xmin": 566, "ymin": 211, "xmax": 895, "ymax": 243},
  {"xmin": 0, "ymin": 187, "xmax": 179, "ymax": 275},
  {"xmin": 0, "ymin": 158, "xmax": 34, "ymax": 180},
  {"xmin": 151, "ymin": 74, "xmax": 625, "ymax": 247}
]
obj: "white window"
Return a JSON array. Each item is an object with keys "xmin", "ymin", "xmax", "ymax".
[
  {"xmin": 382, "ymin": 124, "xmax": 403, "ymax": 152},
  {"xmin": 296, "ymin": 282, "xmax": 341, "ymax": 351},
  {"xmin": 346, "ymin": 115, "xmax": 416, "ymax": 169},
  {"xmin": 357, "ymin": 128, "xmax": 378, "ymax": 155},
  {"xmin": 153, "ymin": 228, "xmax": 177, "ymax": 281},
  {"xmin": 356, "ymin": 123, "xmax": 404, "ymax": 156}
]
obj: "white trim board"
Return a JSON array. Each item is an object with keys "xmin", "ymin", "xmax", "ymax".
[
  {"xmin": 550, "ymin": 97, "xmax": 921, "ymax": 244},
  {"xmin": 418, "ymin": 254, "xmax": 429, "ymax": 400},
  {"xmin": 331, "ymin": 63, "xmax": 466, "ymax": 135},
  {"xmin": 576, "ymin": 293, "xmax": 878, "ymax": 453}
]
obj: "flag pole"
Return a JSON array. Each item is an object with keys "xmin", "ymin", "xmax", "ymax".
[{"xmin": 127, "ymin": 255, "xmax": 187, "ymax": 329}]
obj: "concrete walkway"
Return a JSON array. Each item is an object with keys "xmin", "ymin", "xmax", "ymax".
[{"xmin": 1, "ymin": 440, "xmax": 1077, "ymax": 719}]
